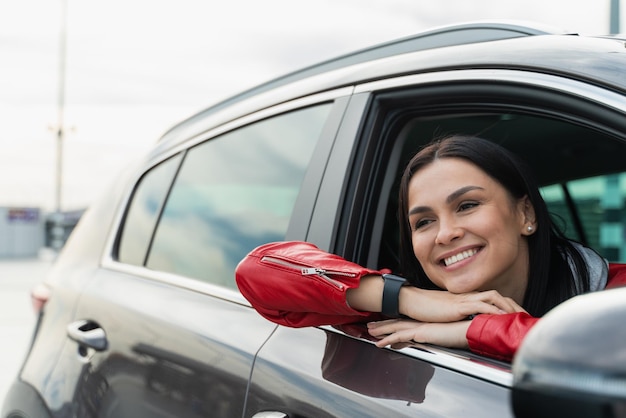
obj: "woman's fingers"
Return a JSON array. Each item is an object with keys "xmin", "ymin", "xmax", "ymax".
[
  {"xmin": 367, "ymin": 319, "xmax": 414, "ymax": 337},
  {"xmin": 374, "ymin": 328, "xmax": 418, "ymax": 348},
  {"xmin": 464, "ymin": 291, "xmax": 527, "ymax": 315},
  {"xmin": 369, "ymin": 320, "xmax": 471, "ymax": 349}
]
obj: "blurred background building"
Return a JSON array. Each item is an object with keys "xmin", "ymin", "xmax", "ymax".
[
  {"xmin": 0, "ymin": 207, "xmax": 42, "ymax": 257},
  {"xmin": 0, "ymin": 207, "xmax": 82, "ymax": 258}
]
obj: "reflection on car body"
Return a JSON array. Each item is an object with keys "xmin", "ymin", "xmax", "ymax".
[{"xmin": 321, "ymin": 329, "xmax": 435, "ymax": 404}]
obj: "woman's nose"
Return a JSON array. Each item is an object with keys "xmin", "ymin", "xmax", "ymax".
[{"xmin": 435, "ymin": 218, "xmax": 463, "ymax": 245}]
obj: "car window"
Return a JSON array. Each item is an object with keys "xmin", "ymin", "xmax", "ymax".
[
  {"xmin": 542, "ymin": 174, "xmax": 626, "ymax": 262},
  {"xmin": 144, "ymin": 104, "xmax": 332, "ymax": 288},
  {"xmin": 117, "ymin": 154, "xmax": 183, "ymax": 265},
  {"xmin": 362, "ymin": 105, "xmax": 626, "ymax": 274}
]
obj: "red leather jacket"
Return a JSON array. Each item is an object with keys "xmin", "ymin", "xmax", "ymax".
[{"xmin": 235, "ymin": 241, "xmax": 626, "ymax": 362}]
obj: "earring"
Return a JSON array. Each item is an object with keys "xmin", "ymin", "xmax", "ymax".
[{"xmin": 527, "ymin": 225, "xmax": 533, "ymax": 232}]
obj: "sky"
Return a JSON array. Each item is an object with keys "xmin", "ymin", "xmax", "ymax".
[{"xmin": 0, "ymin": 0, "xmax": 622, "ymax": 213}]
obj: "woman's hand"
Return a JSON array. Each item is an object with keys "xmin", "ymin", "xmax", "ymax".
[
  {"xmin": 367, "ymin": 318, "xmax": 472, "ymax": 349},
  {"xmin": 400, "ymin": 287, "xmax": 527, "ymax": 322}
]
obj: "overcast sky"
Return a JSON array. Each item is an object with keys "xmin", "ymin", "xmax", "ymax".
[{"xmin": 0, "ymin": 0, "xmax": 622, "ymax": 212}]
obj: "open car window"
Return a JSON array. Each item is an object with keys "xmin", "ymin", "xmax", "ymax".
[
  {"xmin": 390, "ymin": 113, "xmax": 626, "ymax": 264},
  {"xmin": 354, "ymin": 85, "xmax": 626, "ymax": 273}
]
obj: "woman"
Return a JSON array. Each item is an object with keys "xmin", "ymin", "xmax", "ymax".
[{"xmin": 236, "ymin": 135, "xmax": 622, "ymax": 362}]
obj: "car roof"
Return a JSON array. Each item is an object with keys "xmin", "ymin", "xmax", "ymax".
[{"xmin": 156, "ymin": 21, "xmax": 626, "ymax": 153}]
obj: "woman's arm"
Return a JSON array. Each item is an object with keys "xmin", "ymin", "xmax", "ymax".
[
  {"xmin": 237, "ymin": 241, "xmax": 527, "ymax": 328},
  {"xmin": 235, "ymin": 241, "xmax": 385, "ymax": 327},
  {"xmin": 466, "ymin": 313, "xmax": 539, "ymax": 362},
  {"xmin": 347, "ymin": 275, "xmax": 526, "ymax": 322}
]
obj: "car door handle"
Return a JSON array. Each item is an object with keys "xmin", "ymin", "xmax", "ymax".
[
  {"xmin": 67, "ymin": 320, "xmax": 108, "ymax": 351},
  {"xmin": 251, "ymin": 413, "xmax": 287, "ymax": 418}
]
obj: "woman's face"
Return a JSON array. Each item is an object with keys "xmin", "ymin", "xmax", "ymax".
[{"xmin": 407, "ymin": 158, "xmax": 534, "ymax": 300}]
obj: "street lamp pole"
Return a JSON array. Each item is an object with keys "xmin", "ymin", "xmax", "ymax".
[
  {"xmin": 52, "ymin": 0, "xmax": 68, "ymax": 250},
  {"xmin": 610, "ymin": 0, "xmax": 621, "ymax": 33}
]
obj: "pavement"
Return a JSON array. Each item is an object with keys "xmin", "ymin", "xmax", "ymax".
[{"xmin": 0, "ymin": 255, "xmax": 54, "ymax": 406}]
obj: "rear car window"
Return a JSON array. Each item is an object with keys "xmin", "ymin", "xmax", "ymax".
[
  {"xmin": 117, "ymin": 154, "xmax": 183, "ymax": 265},
  {"xmin": 118, "ymin": 104, "xmax": 332, "ymax": 288}
]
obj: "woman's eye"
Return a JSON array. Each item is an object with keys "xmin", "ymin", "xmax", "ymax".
[
  {"xmin": 413, "ymin": 218, "xmax": 432, "ymax": 230},
  {"xmin": 458, "ymin": 201, "xmax": 479, "ymax": 212}
]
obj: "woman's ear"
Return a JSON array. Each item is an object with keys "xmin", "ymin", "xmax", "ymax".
[{"xmin": 519, "ymin": 195, "xmax": 537, "ymax": 236}]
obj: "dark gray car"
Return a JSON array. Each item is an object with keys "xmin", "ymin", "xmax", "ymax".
[{"xmin": 4, "ymin": 22, "xmax": 626, "ymax": 417}]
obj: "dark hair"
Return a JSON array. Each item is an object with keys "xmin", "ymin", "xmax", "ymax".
[{"xmin": 397, "ymin": 135, "xmax": 590, "ymax": 317}]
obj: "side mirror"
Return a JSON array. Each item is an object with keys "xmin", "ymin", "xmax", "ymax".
[{"xmin": 512, "ymin": 286, "xmax": 626, "ymax": 418}]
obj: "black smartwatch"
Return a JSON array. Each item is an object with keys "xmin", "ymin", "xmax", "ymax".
[{"xmin": 381, "ymin": 274, "xmax": 407, "ymax": 318}]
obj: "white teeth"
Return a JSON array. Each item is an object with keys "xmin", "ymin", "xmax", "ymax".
[{"xmin": 444, "ymin": 249, "xmax": 478, "ymax": 266}]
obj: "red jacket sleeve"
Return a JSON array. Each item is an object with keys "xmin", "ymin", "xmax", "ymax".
[
  {"xmin": 466, "ymin": 313, "xmax": 540, "ymax": 362},
  {"xmin": 468, "ymin": 262, "xmax": 626, "ymax": 362},
  {"xmin": 607, "ymin": 263, "xmax": 626, "ymax": 289},
  {"xmin": 235, "ymin": 241, "xmax": 384, "ymax": 327}
]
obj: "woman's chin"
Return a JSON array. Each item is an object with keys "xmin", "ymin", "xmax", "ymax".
[{"xmin": 444, "ymin": 281, "xmax": 478, "ymax": 294}]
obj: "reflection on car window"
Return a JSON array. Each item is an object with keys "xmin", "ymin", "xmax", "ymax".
[
  {"xmin": 117, "ymin": 154, "xmax": 183, "ymax": 266},
  {"xmin": 145, "ymin": 104, "xmax": 332, "ymax": 288},
  {"xmin": 542, "ymin": 173, "xmax": 626, "ymax": 263}
]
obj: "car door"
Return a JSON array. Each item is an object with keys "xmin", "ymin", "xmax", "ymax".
[
  {"xmin": 48, "ymin": 93, "xmax": 351, "ymax": 417},
  {"xmin": 245, "ymin": 69, "xmax": 626, "ymax": 417}
]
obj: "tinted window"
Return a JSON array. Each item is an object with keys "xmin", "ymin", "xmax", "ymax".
[
  {"xmin": 542, "ymin": 173, "xmax": 626, "ymax": 262},
  {"xmin": 145, "ymin": 104, "xmax": 332, "ymax": 288},
  {"xmin": 373, "ymin": 110, "xmax": 626, "ymax": 272},
  {"xmin": 117, "ymin": 154, "xmax": 183, "ymax": 265}
]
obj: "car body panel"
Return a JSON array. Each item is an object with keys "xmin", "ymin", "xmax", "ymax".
[{"xmin": 306, "ymin": 92, "xmax": 372, "ymax": 250}]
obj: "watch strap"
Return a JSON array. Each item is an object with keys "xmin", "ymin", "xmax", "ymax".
[{"xmin": 381, "ymin": 274, "xmax": 407, "ymax": 318}]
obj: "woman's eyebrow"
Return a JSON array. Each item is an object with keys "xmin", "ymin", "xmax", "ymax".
[
  {"xmin": 446, "ymin": 185, "xmax": 484, "ymax": 204},
  {"xmin": 408, "ymin": 205, "xmax": 430, "ymax": 216}
]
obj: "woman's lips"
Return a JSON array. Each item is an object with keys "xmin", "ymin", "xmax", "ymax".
[{"xmin": 442, "ymin": 247, "xmax": 480, "ymax": 267}]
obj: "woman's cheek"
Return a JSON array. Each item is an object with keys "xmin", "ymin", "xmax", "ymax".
[
  {"xmin": 412, "ymin": 232, "xmax": 449, "ymax": 289},
  {"xmin": 411, "ymin": 231, "xmax": 432, "ymax": 262}
]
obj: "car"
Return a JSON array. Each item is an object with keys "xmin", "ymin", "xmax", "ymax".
[{"xmin": 3, "ymin": 21, "xmax": 626, "ymax": 418}]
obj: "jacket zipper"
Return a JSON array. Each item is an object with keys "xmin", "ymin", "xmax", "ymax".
[{"xmin": 260, "ymin": 256, "xmax": 356, "ymax": 290}]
